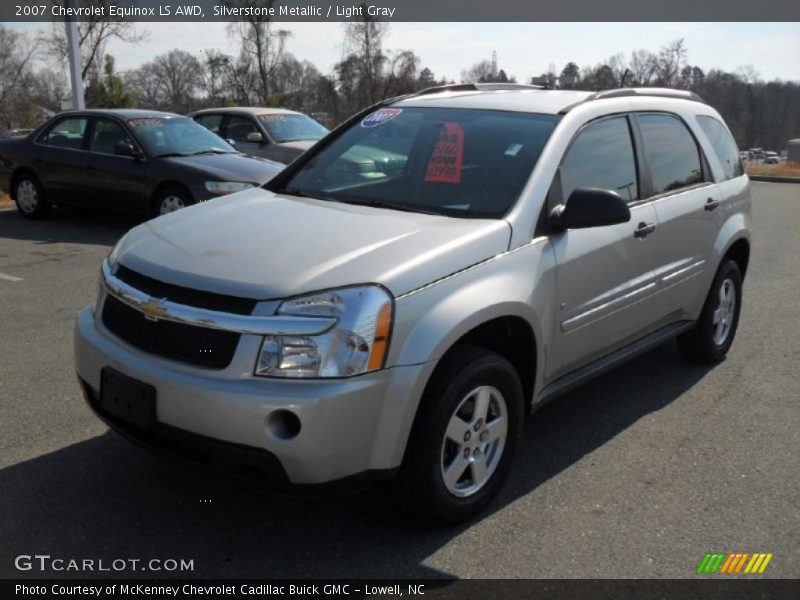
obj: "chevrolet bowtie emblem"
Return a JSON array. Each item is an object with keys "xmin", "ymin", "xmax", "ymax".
[{"xmin": 140, "ymin": 297, "xmax": 168, "ymax": 321}]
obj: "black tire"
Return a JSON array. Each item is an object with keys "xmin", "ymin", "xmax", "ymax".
[
  {"xmin": 393, "ymin": 345, "xmax": 524, "ymax": 524},
  {"xmin": 152, "ymin": 185, "xmax": 193, "ymax": 217},
  {"xmin": 13, "ymin": 173, "xmax": 51, "ymax": 219},
  {"xmin": 677, "ymin": 260, "xmax": 743, "ymax": 363}
]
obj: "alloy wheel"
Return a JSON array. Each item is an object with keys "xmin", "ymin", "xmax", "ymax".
[
  {"xmin": 440, "ymin": 385, "xmax": 508, "ymax": 498},
  {"xmin": 712, "ymin": 278, "xmax": 737, "ymax": 345}
]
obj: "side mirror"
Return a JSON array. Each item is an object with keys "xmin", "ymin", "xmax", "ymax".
[
  {"xmin": 114, "ymin": 141, "xmax": 140, "ymax": 158},
  {"xmin": 549, "ymin": 188, "xmax": 631, "ymax": 231},
  {"xmin": 246, "ymin": 132, "xmax": 265, "ymax": 143},
  {"xmin": 226, "ymin": 138, "xmax": 237, "ymax": 146}
]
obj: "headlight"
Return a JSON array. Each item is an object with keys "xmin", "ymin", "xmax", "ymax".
[
  {"xmin": 106, "ymin": 233, "xmax": 128, "ymax": 271},
  {"xmin": 204, "ymin": 181, "xmax": 254, "ymax": 194},
  {"xmin": 255, "ymin": 286, "xmax": 393, "ymax": 378}
]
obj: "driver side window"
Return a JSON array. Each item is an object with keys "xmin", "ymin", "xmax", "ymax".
[
  {"xmin": 560, "ymin": 117, "xmax": 639, "ymax": 203},
  {"xmin": 225, "ymin": 116, "xmax": 260, "ymax": 144}
]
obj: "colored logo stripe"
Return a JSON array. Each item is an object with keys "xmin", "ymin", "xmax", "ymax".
[
  {"xmin": 720, "ymin": 552, "xmax": 749, "ymax": 573},
  {"xmin": 697, "ymin": 552, "xmax": 773, "ymax": 574},
  {"xmin": 697, "ymin": 553, "xmax": 726, "ymax": 574},
  {"xmin": 744, "ymin": 553, "xmax": 774, "ymax": 574}
]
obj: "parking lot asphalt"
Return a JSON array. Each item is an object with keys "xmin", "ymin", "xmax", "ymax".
[{"xmin": 0, "ymin": 182, "xmax": 798, "ymax": 580}]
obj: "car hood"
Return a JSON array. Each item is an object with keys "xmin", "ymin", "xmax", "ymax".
[
  {"xmin": 116, "ymin": 187, "xmax": 511, "ymax": 300},
  {"xmin": 160, "ymin": 153, "xmax": 284, "ymax": 184}
]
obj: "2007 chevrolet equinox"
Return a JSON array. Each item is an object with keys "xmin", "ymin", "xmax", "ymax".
[{"xmin": 74, "ymin": 84, "xmax": 751, "ymax": 523}]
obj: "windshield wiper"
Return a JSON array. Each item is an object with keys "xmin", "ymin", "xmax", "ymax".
[
  {"xmin": 276, "ymin": 190, "xmax": 445, "ymax": 216},
  {"xmin": 335, "ymin": 198, "xmax": 444, "ymax": 216},
  {"xmin": 154, "ymin": 151, "xmax": 190, "ymax": 158},
  {"xmin": 187, "ymin": 149, "xmax": 232, "ymax": 156},
  {"xmin": 276, "ymin": 138, "xmax": 318, "ymax": 143},
  {"xmin": 278, "ymin": 188, "xmax": 337, "ymax": 202},
  {"xmin": 156, "ymin": 149, "xmax": 231, "ymax": 158}
]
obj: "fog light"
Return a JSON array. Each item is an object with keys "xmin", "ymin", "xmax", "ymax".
[{"xmin": 266, "ymin": 410, "xmax": 301, "ymax": 440}]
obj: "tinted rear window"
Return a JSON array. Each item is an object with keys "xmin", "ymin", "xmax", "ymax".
[
  {"xmin": 638, "ymin": 113, "xmax": 704, "ymax": 195},
  {"xmin": 273, "ymin": 107, "xmax": 559, "ymax": 218},
  {"xmin": 697, "ymin": 115, "xmax": 743, "ymax": 181}
]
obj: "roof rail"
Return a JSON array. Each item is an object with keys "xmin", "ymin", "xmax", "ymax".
[
  {"xmin": 592, "ymin": 87, "xmax": 705, "ymax": 102},
  {"xmin": 559, "ymin": 87, "xmax": 705, "ymax": 114},
  {"xmin": 415, "ymin": 82, "xmax": 543, "ymax": 96}
]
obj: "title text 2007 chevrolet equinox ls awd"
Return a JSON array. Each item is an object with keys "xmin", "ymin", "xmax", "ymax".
[{"xmin": 75, "ymin": 85, "xmax": 751, "ymax": 523}]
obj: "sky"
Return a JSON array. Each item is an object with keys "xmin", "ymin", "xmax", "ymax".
[{"xmin": 9, "ymin": 22, "xmax": 800, "ymax": 82}]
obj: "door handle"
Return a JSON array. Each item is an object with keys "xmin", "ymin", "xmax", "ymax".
[
  {"xmin": 705, "ymin": 198, "xmax": 721, "ymax": 211},
  {"xmin": 634, "ymin": 222, "xmax": 656, "ymax": 239}
]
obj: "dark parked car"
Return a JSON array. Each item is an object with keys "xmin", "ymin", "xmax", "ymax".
[
  {"xmin": 0, "ymin": 109, "xmax": 284, "ymax": 219},
  {"xmin": 190, "ymin": 107, "xmax": 329, "ymax": 164}
]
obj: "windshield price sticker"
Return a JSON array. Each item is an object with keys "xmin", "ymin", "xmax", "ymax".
[
  {"xmin": 425, "ymin": 122, "xmax": 464, "ymax": 184},
  {"xmin": 361, "ymin": 108, "xmax": 403, "ymax": 128},
  {"xmin": 258, "ymin": 114, "xmax": 288, "ymax": 122},
  {"xmin": 128, "ymin": 119, "xmax": 164, "ymax": 128}
]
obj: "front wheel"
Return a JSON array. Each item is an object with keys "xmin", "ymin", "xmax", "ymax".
[
  {"xmin": 678, "ymin": 259, "xmax": 743, "ymax": 362},
  {"xmin": 393, "ymin": 346, "xmax": 524, "ymax": 524}
]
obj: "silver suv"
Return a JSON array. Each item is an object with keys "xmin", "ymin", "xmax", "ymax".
[{"xmin": 74, "ymin": 85, "xmax": 751, "ymax": 523}]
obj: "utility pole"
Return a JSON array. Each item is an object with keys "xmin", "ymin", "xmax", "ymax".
[{"xmin": 65, "ymin": 12, "xmax": 85, "ymax": 110}]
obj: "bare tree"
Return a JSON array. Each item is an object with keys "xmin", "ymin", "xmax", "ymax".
[
  {"xmin": 655, "ymin": 38, "xmax": 688, "ymax": 87},
  {"xmin": 45, "ymin": 1, "xmax": 146, "ymax": 81},
  {"xmin": 30, "ymin": 67, "xmax": 68, "ymax": 112},
  {"xmin": 606, "ymin": 53, "xmax": 628, "ymax": 87},
  {"xmin": 226, "ymin": 0, "xmax": 293, "ymax": 102},
  {"xmin": 736, "ymin": 65, "xmax": 761, "ymax": 84},
  {"xmin": 629, "ymin": 49, "xmax": 658, "ymax": 86},
  {"xmin": 199, "ymin": 49, "xmax": 232, "ymax": 106},
  {"xmin": 460, "ymin": 60, "xmax": 494, "ymax": 83},
  {"xmin": 125, "ymin": 63, "xmax": 162, "ymax": 108},
  {"xmin": 150, "ymin": 49, "xmax": 204, "ymax": 113},
  {"xmin": 342, "ymin": 11, "xmax": 389, "ymax": 104},
  {"xmin": 381, "ymin": 50, "xmax": 420, "ymax": 98},
  {"xmin": 0, "ymin": 25, "xmax": 37, "ymax": 128}
]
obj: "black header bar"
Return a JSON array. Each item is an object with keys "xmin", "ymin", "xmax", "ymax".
[{"xmin": 3, "ymin": 0, "xmax": 800, "ymax": 22}]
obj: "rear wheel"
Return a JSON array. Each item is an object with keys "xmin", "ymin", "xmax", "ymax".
[
  {"xmin": 14, "ymin": 174, "xmax": 51, "ymax": 219},
  {"xmin": 678, "ymin": 260, "xmax": 743, "ymax": 362},
  {"xmin": 394, "ymin": 346, "xmax": 524, "ymax": 524},
  {"xmin": 153, "ymin": 186, "xmax": 192, "ymax": 217}
]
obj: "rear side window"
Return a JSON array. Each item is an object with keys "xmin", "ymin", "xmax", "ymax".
[
  {"xmin": 39, "ymin": 117, "xmax": 88, "ymax": 150},
  {"xmin": 195, "ymin": 114, "xmax": 223, "ymax": 134},
  {"xmin": 638, "ymin": 114, "xmax": 703, "ymax": 195},
  {"xmin": 697, "ymin": 115, "xmax": 743, "ymax": 181},
  {"xmin": 560, "ymin": 116, "xmax": 639, "ymax": 202}
]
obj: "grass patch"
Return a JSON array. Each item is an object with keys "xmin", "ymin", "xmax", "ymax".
[
  {"xmin": 746, "ymin": 163, "xmax": 800, "ymax": 178},
  {"xmin": 0, "ymin": 192, "xmax": 13, "ymax": 209}
]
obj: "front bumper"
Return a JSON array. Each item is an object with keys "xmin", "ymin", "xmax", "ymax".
[{"xmin": 74, "ymin": 305, "xmax": 433, "ymax": 486}]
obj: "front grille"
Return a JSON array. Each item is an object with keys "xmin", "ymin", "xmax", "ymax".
[
  {"xmin": 102, "ymin": 295, "xmax": 240, "ymax": 369},
  {"xmin": 115, "ymin": 265, "xmax": 257, "ymax": 315}
]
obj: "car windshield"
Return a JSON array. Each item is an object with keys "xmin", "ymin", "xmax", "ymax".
[
  {"xmin": 258, "ymin": 113, "xmax": 329, "ymax": 143},
  {"xmin": 127, "ymin": 117, "xmax": 236, "ymax": 157},
  {"xmin": 272, "ymin": 107, "xmax": 558, "ymax": 218}
]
